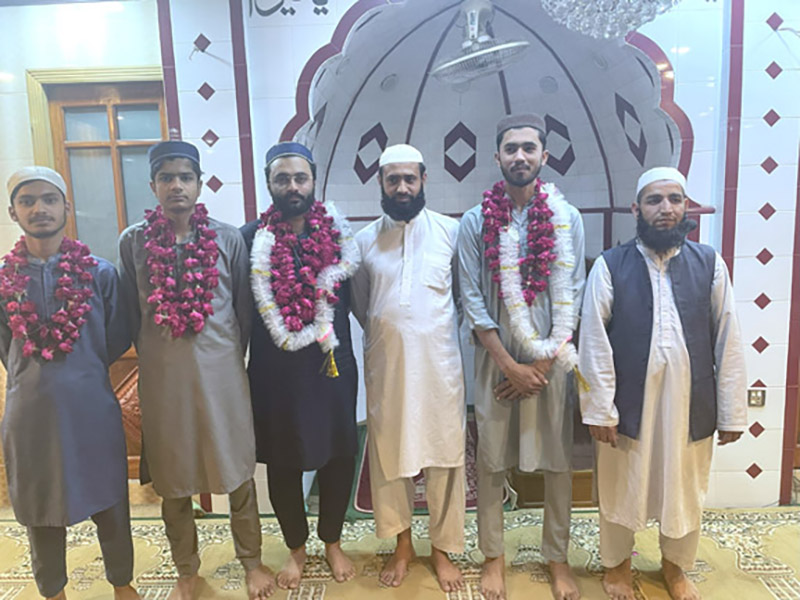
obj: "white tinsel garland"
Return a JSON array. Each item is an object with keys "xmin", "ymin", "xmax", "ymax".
[
  {"xmin": 251, "ymin": 200, "xmax": 359, "ymax": 353},
  {"xmin": 497, "ymin": 183, "xmax": 578, "ymax": 369}
]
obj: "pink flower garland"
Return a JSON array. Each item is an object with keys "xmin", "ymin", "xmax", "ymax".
[
  {"xmin": 481, "ymin": 179, "xmax": 557, "ymax": 305},
  {"xmin": 0, "ymin": 237, "xmax": 96, "ymax": 360},
  {"xmin": 259, "ymin": 202, "xmax": 342, "ymax": 333},
  {"xmin": 143, "ymin": 204, "xmax": 220, "ymax": 337}
]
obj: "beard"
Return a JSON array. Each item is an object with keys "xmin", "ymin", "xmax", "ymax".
[
  {"xmin": 381, "ymin": 186, "xmax": 426, "ymax": 222},
  {"xmin": 637, "ymin": 212, "xmax": 697, "ymax": 252},
  {"xmin": 501, "ymin": 162, "xmax": 541, "ymax": 188},
  {"xmin": 271, "ymin": 189, "xmax": 315, "ymax": 218}
]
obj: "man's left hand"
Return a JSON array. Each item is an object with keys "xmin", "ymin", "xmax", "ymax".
[{"xmin": 717, "ymin": 431, "xmax": 743, "ymax": 446}]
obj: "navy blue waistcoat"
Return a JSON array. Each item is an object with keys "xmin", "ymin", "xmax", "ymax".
[{"xmin": 602, "ymin": 239, "xmax": 717, "ymax": 441}]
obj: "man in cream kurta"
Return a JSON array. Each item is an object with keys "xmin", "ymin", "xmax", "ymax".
[
  {"xmin": 351, "ymin": 144, "xmax": 466, "ymax": 593},
  {"xmin": 579, "ymin": 167, "xmax": 747, "ymax": 600},
  {"xmin": 458, "ymin": 115, "xmax": 585, "ymax": 600}
]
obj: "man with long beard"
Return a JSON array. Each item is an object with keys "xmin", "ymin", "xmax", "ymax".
[
  {"xmin": 241, "ymin": 142, "xmax": 359, "ymax": 590},
  {"xmin": 458, "ymin": 114, "xmax": 585, "ymax": 600},
  {"xmin": 578, "ymin": 167, "xmax": 747, "ymax": 600},
  {"xmin": 1, "ymin": 167, "xmax": 139, "ymax": 600},
  {"xmin": 351, "ymin": 144, "xmax": 466, "ymax": 593}
]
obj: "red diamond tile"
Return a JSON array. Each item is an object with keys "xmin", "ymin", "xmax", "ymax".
[
  {"xmin": 746, "ymin": 463, "xmax": 763, "ymax": 479},
  {"xmin": 194, "ymin": 33, "xmax": 211, "ymax": 52},
  {"xmin": 763, "ymin": 109, "xmax": 781, "ymax": 127},
  {"xmin": 751, "ymin": 379, "xmax": 766, "ymax": 388},
  {"xmin": 206, "ymin": 175, "xmax": 223, "ymax": 193},
  {"xmin": 754, "ymin": 293, "xmax": 771, "ymax": 309},
  {"xmin": 201, "ymin": 129, "xmax": 219, "ymax": 147},
  {"xmin": 197, "ymin": 82, "xmax": 215, "ymax": 100},
  {"xmin": 749, "ymin": 422, "xmax": 765, "ymax": 438},
  {"xmin": 761, "ymin": 156, "xmax": 778, "ymax": 174},
  {"xmin": 758, "ymin": 203, "xmax": 776, "ymax": 220},
  {"xmin": 766, "ymin": 12, "xmax": 784, "ymax": 31},
  {"xmin": 756, "ymin": 248, "xmax": 773, "ymax": 265},
  {"xmin": 766, "ymin": 61, "xmax": 783, "ymax": 79},
  {"xmin": 752, "ymin": 336, "xmax": 769, "ymax": 354}
]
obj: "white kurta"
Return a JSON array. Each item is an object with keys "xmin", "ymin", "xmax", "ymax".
[
  {"xmin": 351, "ymin": 208, "xmax": 465, "ymax": 482},
  {"xmin": 579, "ymin": 242, "xmax": 747, "ymax": 538}
]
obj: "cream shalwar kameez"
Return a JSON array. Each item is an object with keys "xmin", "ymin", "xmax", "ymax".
[
  {"xmin": 579, "ymin": 242, "xmax": 747, "ymax": 569},
  {"xmin": 457, "ymin": 193, "xmax": 585, "ymax": 561},
  {"xmin": 351, "ymin": 208, "xmax": 466, "ymax": 553}
]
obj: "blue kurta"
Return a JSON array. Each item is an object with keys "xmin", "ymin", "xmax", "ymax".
[{"xmin": 0, "ymin": 253, "xmax": 130, "ymax": 527}]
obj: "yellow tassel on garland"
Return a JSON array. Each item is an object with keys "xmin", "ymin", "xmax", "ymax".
[
  {"xmin": 320, "ymin": 349, "xmax": 339, "ymax": 378},
  {"xmin": 573, "ymin": 366, "xmax": 590, "ymax": 393}
]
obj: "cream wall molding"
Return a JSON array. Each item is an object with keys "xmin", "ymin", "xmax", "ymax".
[{"xmin": 26, "ymin": 66, "xmax": 163, "ymax": 167}]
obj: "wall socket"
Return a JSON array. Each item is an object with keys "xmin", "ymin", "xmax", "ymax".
[{"xmin": 747, "ymin": 388, "xmax": 766, "ymax": 407}]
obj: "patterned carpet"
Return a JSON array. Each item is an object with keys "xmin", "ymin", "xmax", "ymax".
[{"xmin": 0, "ymin": 509, "xmax": 797, "ymax": 599}]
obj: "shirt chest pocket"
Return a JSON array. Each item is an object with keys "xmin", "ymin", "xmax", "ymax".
[{"xmin": 423, "ymin": 262, "xmax": 451, "ymax": 293}]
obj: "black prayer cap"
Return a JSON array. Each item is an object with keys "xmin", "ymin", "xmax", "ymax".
[
  {"xmin": 148, "ymin": 140, "xmax": 201, "ymax": 167},
  {"xmin": 265, "ymin": 141, "xmax": 314, "ymax": 168}
]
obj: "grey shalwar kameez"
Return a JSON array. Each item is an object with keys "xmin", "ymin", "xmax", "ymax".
[
  {"xmin": 118, "ymin": 218, "xmax": 262, "ymax": 576},
  {"xmin": 0, "ymin": 254, "xmax": 133, "ymax": 596},
  {"xmin": 457, "ymin": 197, "xmax": 585, "ymax": 561}
]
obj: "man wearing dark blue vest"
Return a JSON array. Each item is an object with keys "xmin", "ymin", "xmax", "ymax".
[{"xmin": 578, "ymin": 167, "xmax": 747, "ymax": 600}]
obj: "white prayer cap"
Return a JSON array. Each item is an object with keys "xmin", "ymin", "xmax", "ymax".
[
  {"xmin": 379, "ymin": 144, "xmax": 424, "ymax": 167},
  {"xmin": 636, "ymin": 166, "xmax": 686, "ymax": 197},
  {"xmin": 7, "ymin": 166, "xmax": 67, "ymax": 203}
]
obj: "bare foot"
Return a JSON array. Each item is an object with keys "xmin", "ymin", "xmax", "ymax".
[
  {"xmin": 662, "ymin": 559, "xmax": 700, "ymax": 600},
  {"xmin": 114, "ymin": 584, "xmax": 142, "ymax": 600},
  {"xmin": 602, "ymin": 559, "xmax": 634, "ymax": 600},
  {"xmin": 379, "ymin": 529, "xmax": 415, "ymax": 587},
  {"xmin": 167, "ymin": 575, "xmax": 199, "ymax": 600},
  {"xmin": 276, "ymin": 546, "xmax": 307, "ymax": 590},
  {"xmin": 480, "ymin": 555, "xmax": 506, "ymax": 600},
  {"xmin": 245, "ymin": 564, "xmax": 276, "ymax": 599},
  {"xmin": 430, "ymin": 546, "xmax": 464, "ymax": 593},
  {"xmin": 325, "ymin": 540, "xmax": 356, "ymax": 583},
  {"xmin": 46, "ymin": 590, "xmax": 66, "ymax": 600},
  {"xmin": 549, "ymin": 561, "xmax": 580, "ymax": 599}
]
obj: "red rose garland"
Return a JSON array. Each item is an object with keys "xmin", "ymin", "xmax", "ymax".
[
  {"xmin": 481, "ymin": 179, "xmax": 557, "ymax": 305},
  {"xmin": 143, "ymin": 203, "xmax": 220, "ymax": 337},
  {"xmin": 259, "ymin": 202, "xmax": 342, "ymax": 332},
  {"xmin": 0, "ymin": 237, "xmax": 96, "ymax": 360}
]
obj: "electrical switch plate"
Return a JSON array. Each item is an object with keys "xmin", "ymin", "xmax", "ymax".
[{"xmin": 747, "ymin": 389, "xmax": 766, "ymax": 407}]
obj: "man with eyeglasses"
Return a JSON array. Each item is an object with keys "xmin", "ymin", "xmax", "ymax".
[{"xmin": 241, "ymin": 142, "xmax": 360, "ymax": 590}]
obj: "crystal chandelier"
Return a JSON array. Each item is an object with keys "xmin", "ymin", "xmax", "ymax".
[{"xmin": 541, "ymin": 0, "xmax": 681, "ymax": 40}]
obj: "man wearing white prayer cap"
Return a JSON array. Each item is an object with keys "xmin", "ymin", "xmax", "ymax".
[
  {"xmin": 351, "ymin": 143, "xmax": 467, "ymax": 593},
  {"xmin": 578, "ymin": 166, "xmax": 747, "ymax": 599}
]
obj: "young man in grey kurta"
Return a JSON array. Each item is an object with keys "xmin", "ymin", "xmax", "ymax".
[
  {"xmin": 118, "ymin": 142, "xmax": 275, "ymax": 600},
  {"xmin": 2, "ymin": 167, "xmax": 139, "ymax": 600},
  {"xmin": 457, "ymin": 115, "xmax": 585, "ymax": 600}
]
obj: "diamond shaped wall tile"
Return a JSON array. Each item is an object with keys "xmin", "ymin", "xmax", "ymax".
[
  {"xmin": 746, "ymin": 463, "xmax": 763, "ymax": 479},
  {"xmin": 752, "ymin": 336, "xmax": 769, "ymax": 354},
  {"xmin": 766, "ymin": 61, "xmax": 783, "ymax": 79},
  {"xmin": 749, "ymin": 422, "xmax": 765, "ymax": 438},
  {"xmin": 760, "ymin": 157, "xmax": 778, "ymax": 174},
  {"xmin": 763, "ymin": 109, "xmax": 780, "ymax": 127},
  {"xmin": 751, "ymin": 379, "xmax": 766, "ymax": 388},
  {"xmin": 197, "ymin": 83, "xmax": 215, "ymax": 101},
  {"xmin": 758, "ymin": 203, "xmax": 776, "ymax": 220},
  {"xmin": 206, "ymin": 175, "xmax": 223, "ymax": 193},
  {"xmin": 766, "ymin": 13, "xmax": 784, "ymax": 31},
  {"xmin": 754, "ymin": 293, "xmax": 771, "ymax": 309},
  {"xmin": 756, "ymin": 248, "xmax": 774, "ymax": 265},
  {"xmin": 194, "ymin": 33, "xmax": 211, "ymax": 52},
  {"xmin": 201, "ymin": 129, "xmax": 219, "ymax": 147}
]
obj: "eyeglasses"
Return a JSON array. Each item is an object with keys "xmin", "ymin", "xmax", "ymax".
[{"xmin": 270, "ymin": 173, "xmax": 311, "ymax": 188}]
